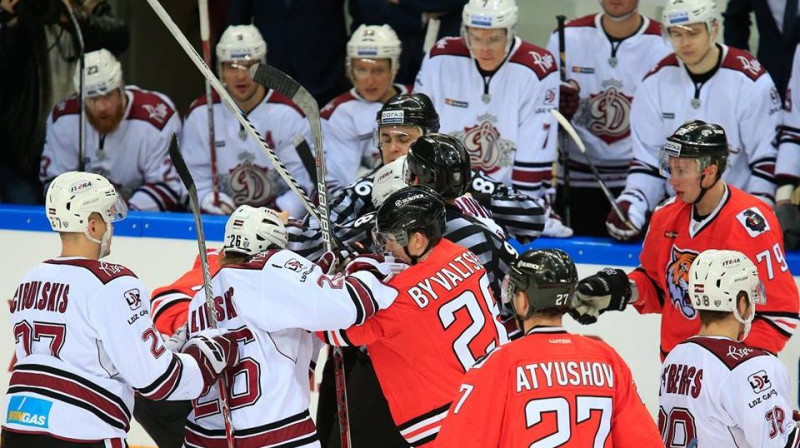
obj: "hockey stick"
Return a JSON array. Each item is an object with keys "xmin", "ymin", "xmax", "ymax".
[
  {"xmin": 556, "ymin": 15, "xmax": 571, "ymax": 227},
  {"xmin": 294, "ymin": 136, "xmax": 318, "ymax": 186},
  {"xmin": 169, "ymin": 135, "xmax": 237, "ymax": 448},
  {"xmin": 145, "ymin": 0, "xmax": 321, "ymax": 224},
  {"xmin": 550, "ymin": 109, "xmax": 636, "ymax": 230},
  {"xmin": 198, "ymin": 0, "xmax": 220, "ymax": 206},
  {"xmin": 64, "ymin": 1, "xmax": 86, "ymax": 171},
  {"xmin": 249, "ymin": 63, "xmax": 334, "ymax": 251},
  {"xmin": 249, "ymin": 63, "xmax": 352, "ymax": 448}
]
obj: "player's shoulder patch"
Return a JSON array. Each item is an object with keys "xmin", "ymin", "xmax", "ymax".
[
  {"xmin": 643, "ymin": 18, "xmax": 663, "ymax": 36},
  {"xmin": 51, "ymin": 96, "xmax": 80, "ymax": 123},
  {"xmin": 128, "ymin": 89, "xmax": 176, "ymax": 131},
  {"xmin": 685, "ymin": 337, "xmax": 769, "ymax": 370},
  {"xmin": 267, "ymin": 90, "xmax": 305, "ymax": 118},
  {"xmin": 223, "ymin": 248, "xmax": 281, "ymax": 271},
  {"xmin": 509, "ymin": 42, "xmax": 558, "ymax": 80},
  {"xmin": 320, "ymin": 90, "xmax": 358, "ymax": 120},
  {"xmin": 735, "ymin": 206, "xmax": 771, "ymax": 238},
  {"xmin": 429, "ymin": 36, "xmax": 470, "ymax": 59},
  {"xmin": 721, "ymin": 47, "xmax": 766, "ymax": 82},
  {"xmin": 643, "ymin": 53, "xmax": 679, "ymax": 81},
  {"xmin": 186, "ymin": 90, "xmax": 221, "ymax": 116},
  {"xmin": 45, "ymin": 258, "xmax": 138, "ymax": 284},
  {"xmin": 565, "ymin": 14, "xmax": 598, "ymax": 29}
]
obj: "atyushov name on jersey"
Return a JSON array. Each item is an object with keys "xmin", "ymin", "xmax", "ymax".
[{"xmin": 516, "ymin": 361, "xmax": 615, "ymax": 391}]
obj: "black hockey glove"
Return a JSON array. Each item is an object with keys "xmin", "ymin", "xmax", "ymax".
[{"xmin": 569, "ymin": 268, "xmax": 632, "ymax": 325}]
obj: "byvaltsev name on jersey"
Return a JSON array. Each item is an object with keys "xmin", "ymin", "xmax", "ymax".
[{"xmin": 408, "ymin": 251, "xmax": 484, "ymax": 308}]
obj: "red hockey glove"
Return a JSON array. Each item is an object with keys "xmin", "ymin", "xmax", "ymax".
[
  {"xmin": 344, "ymin": 254, "xmax": 387, "ymax": 279},
  {"xmin": 183, "ymin": 330, "xmax": 239, "ymax": 386},
  {"xmin": 559, "ymin": 80, "xmax": 580, "ymax": 120}
]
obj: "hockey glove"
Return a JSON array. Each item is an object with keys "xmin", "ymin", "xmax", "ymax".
[
  {"xmin": 165, "ymin": 324, "xmax": 189, "ymax": 352},
  {"xmin": 776, "ymin": 202, "xmax": 800, "ymax": 250},
  {"xmin": 569, "ymin": 268, "xmax": 632, "ymax": 325},
  {"xmin": 183, "ymin": 329, "xmax": 239, "ymax": 386},
  {"xmin": 542, "ymin": 204, "xmax": 574, "ymax": 238},
  {"xmin": 605, "ymin": 190, "xmax": 648, "ymax": 241},
  {"xmin": 559, "ymin": 80, "xmax": 581, "ymax": 120},
  {"xmin": 200, "ymin": 192, "xmax": 235, "ymax": 215}
]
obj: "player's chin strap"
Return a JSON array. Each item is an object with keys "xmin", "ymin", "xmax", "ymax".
[
  {"xmin": 85, "ymin": 225, "xmax": 112, "ymax": 259},
  {"xmin": 403, "ymin": 239, "xmax": 436, "ymax": 266},
  {"xmin": 690, "ymin": 169, "xmax": 720, "ymax": 206}
]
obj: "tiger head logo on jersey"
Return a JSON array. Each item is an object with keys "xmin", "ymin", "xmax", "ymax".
[
  {"xmin": 577, "ymin": 85, "xmax": 633, "ymax": 144},
  {"xmin": 452, "ymin": 114, "xmax": 515, "ymax": 173},
  {"xmin": 665, "ymin": 246, "xmax": 699, "ymax": 319}
]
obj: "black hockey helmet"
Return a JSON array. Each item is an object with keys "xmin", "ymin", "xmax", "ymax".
[
  {"xmin": 405, "ymin": 133, "xmax": 471, "ymax": 199},
  {"xmin": 376, "ymin": 93, "xmax": 440, "ymax": 133},
  {"xmin": 373, "ymin": 185, "xmax": 446, "ymax": 263},
  {"xmin": 501, "ymin": 249, "xmax": 578, "ymax": 318},
  {"xmin": 659, "ymin": 120, "xmax": 729, "ymax": 178}
]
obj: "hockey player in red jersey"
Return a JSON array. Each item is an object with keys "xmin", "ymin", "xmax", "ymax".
[
  {"xmin": 320, "ymin": 185, "xmax": 509, "ymax": 446},
  {"xmin": 1, "ymin": 172, "xmax": 239, "ymax": 448},
  {"xmin": 660, "ymin": 249, "xmax": 800, "ymax": 447},
  {"xmin": 571, "ymin": 121, "xmax": 800, "ymax": 358},
  {"xmin": 435, "ymin": 249, "xmax": 663, "ymax": 447}
]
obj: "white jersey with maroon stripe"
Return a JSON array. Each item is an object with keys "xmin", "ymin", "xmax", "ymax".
[
  {"xmin": 40, "ymin": 87, "xmax": 184, "ymax": 211},
  {"xmin": 777, "ymin": 43, "xmax": 800, "ymax": 185},
  {"xmin": 180, "ymin": 89, "xmax": 314, "ymax": 218},
  {"xmin": 415, "ymin": 36, "xmax": 560, "ymax": 200},
  {"xmin": 2, "ymin": 258, "xmax": 206, "ymax": 443},
  {"xmin": 545, "ymin": 13, "xmax": 673, "ymax": 188},
  {"xmin": 660, "ymin": 336, "xmax": 800, "ymax": 447},
  {"xmin": 322, "ymin": 84, "xmax": 411, "ymax": 192},
  {"xmin": 625, "ymin": 45, "xmax": 781, "ymax": 210},
  {"xmin": 184, "ymin": 249, "xmax": 398, "ymax": 448}
]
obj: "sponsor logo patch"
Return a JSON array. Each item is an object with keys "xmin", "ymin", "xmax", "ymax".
[
  {"xmin": 748, "ymin": 370, "xmax": 772, "ymax": 393},
  {"xmin": 124, "ymin": 288, "xmax": 141, "ymax": 310},
  {"xmin": 7, "ymin": 396, "xmax": 52, "ymax": 428},
  {"xmin": 445, "ymin": 98, "xmax": 469, "ymax": 108},
  {"xmin": 736, "ymin": 207, "xmax": 770, "ymax": 237},
  {"xmin": 571, "ymin": 66, "xmax": 594, "ymax": 74}
]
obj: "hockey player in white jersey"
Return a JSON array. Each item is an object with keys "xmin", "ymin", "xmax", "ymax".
[
  {"xmin": 607, "ymin": 0, "xmax": 782, "ymax": 240},
  {"xmin": 180, "ymin": 25, "xmax": 314, "ymax": 218},
  {"xmin": 415, "ymin": 0, "xmax": 570, "ymax": 237},
  {"xmin": 40, "ymin": 49, "xmax": 184, "ymax": 212},
  {"xmin": 184, "ymin": 205, "xmax": 400, "ymax": 448},
  {"xmin": 660, "ymin": 249, "xmax": 800, "ymax": 447},
  {"xmin": 545, "ymin": 0, "xmax": 672, "ymax": 236},
  {"xmin": 776, "ymin": 43, "xmax": 800, "ymax": 249},
  {"xmin": 1, "ymin": 172, "xmax": 239, "ymax": 448},
  {"xmin": 323, "ymin": 24, "xmax": 410, "ymax": 192}
]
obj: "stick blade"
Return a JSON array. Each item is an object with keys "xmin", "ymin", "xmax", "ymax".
[{"xmin": 169, "ymin": 134, "xmax": 195, "ymax": 193}]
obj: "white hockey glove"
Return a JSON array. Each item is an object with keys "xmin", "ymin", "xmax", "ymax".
[
  {"xmin": 164, "ymin": 324, "xmax": 189, "ymax": 352},
  {"xmin": 345, "ymin": 254, "xmax": 407, "ymax": 282},
  {"xmin": 183, "ymin": 329, "xmax": 239, "ymax": 386},
  {"xmin": 605, "ymin": 190, "xmax": 648, "ymax": 241},
  {"xmin": 569, "ymin": 268, "xmax": 635, "ymax": 325},
  {"xmin": 200, "ymin": 191, "xmax": 235, "ymax": 215},
  {"xmin": 542, "ymin": 207, "xmax": 574, "ymax": 238}
]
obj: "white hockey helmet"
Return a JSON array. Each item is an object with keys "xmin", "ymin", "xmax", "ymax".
[
  {"xmin": 346, "ymin": 24, "xmax": 402, "ymax": 77},
  {"xmin": 46, "ymin": 171, "xmax": 127, "ymax": 258},
  {"xmin": 216, "ymin": 25, "xmax": 267, "ymax": 72},
  {"xmin": 224, "ymin": 205, "xmax": 288, "ymax": 256},
  {"xmin": 74, "ymin": 49, "xmax": 123, "ymax": 98},
  {"xmin": 689, "ymin": 249, "xmax": 765, "ymax": 338},
  {"xmin": 371, "ymin": 155, "xmax": 408, "ymax": 208},
  {"xmin": 461, "ymin": 0, "xmax": 519, "ymax": 55},
  {"xmin": 662, "ymin": 0, "xmax": 717, "ymax": 32}
]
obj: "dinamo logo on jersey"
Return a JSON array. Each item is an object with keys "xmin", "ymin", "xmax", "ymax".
[
  {"xmin": 224, "ymin": 149, "xmax": 287, "ymax": 208},
  {"xmin": 665, "ymin": 245, "xmax": 699, "ymax": 319},
  {"xmin": 452, "ymin": 114, "xmax": 515, "ymax": 173},
  {"xmin": 580, "ymin": 87, "xmax": 633, "ymax": 144}
]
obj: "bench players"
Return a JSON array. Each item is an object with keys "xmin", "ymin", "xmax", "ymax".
[
  {"xmin": 1, "ymin": 171, "xmax": 238, "ymax": 448},
  {"xmin": 660, "ymin": 249, "xmax": 800, "ymax": 447},
  {"xmin": 436, "ymin": 249, "xmax": 663, "ymax": 447}
]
